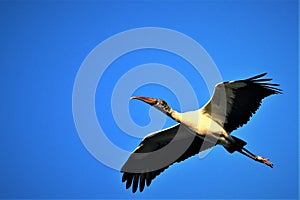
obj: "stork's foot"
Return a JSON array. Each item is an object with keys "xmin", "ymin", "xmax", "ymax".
[
  {"xmin": 238, "ymin": 148, "xmax": 274, "ymax": 168},
  {"xmin": 255, "ymin": 156, "xmax": 273, "ymax": 168}
]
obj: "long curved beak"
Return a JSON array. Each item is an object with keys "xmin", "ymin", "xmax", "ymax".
[{"xmin": 131, "ymin": 96, "xmax": 158, "ymax": 105}]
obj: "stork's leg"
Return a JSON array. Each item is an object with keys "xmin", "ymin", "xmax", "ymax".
[{"xmin": 237, "ymin": 147, "xmax": 273, "ymax": 168}]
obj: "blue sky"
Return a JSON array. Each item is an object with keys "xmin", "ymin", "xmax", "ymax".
[{"xmin": 0, "ymin": 0, "xmax": 298, "ymax": 199}]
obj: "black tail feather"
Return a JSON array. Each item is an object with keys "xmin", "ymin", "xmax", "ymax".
[{"xmin": 225, "ymin": 136, "xmax": 247, "ymax": 153}]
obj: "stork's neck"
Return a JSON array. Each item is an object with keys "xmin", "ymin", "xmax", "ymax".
[
  {"xmin": 153, "ymin": 102, "xmax": 183, "ymax": 123},
  {"xmin": 168, "ymin": 109, "xmax": 182, "ymax": 123}
]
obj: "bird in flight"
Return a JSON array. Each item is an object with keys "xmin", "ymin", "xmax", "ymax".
[{"xmin": 121, "ymin": 73, "xmax": 281, "ymax": 193}]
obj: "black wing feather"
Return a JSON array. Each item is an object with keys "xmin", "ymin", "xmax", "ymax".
[
  {"xmin": 203, "ymin": 73, "xmax": 282, "ymax": 133},
  {"xmin": 139, "ymin": 174, "xmax": 145, "ymax": 192},
  {"xmin": 121, "ymin": 124, "xmax": 215, "ymax": 193}
]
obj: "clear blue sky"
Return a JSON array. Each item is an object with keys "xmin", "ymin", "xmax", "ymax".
[{"xmin": 0, "ymin": 0, "xmax": 298, "ymax": 199}]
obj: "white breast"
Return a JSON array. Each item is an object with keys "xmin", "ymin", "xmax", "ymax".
[{"xmin": 180, "ymin": 109, "xmax": 228, "ymax": 142}]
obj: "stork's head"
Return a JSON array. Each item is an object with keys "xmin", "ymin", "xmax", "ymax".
[{"xmin": 131, "ymin": 96, "xmax": 171, "ymax": 115}]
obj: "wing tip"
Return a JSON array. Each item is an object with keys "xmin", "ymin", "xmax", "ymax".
[
  {"xmin": 121, "ymin": 172, "xmax": 150, "ymax": 193},
  {"xmin": 248, "ymin": 72, "xmax": 268, "ymax": 80},
  {"xmin": 248, "ymin": 73, "xmax": 282, "ymax": 94},
  {"xmin": 132, "ymin": 174, "xmax": 139, "ymax": 193}
]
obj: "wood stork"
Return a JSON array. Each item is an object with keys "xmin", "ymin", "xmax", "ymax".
[{"xmin": 121, "ymin": 73, "xmax": 281, "ymax": 193}]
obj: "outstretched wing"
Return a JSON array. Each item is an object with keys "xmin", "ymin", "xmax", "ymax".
[
  {"xmin": 121, "ymin": 124, "xmax": 216, "ymax": 193},
  {"xmin": 202, "ymin": 73, "xmax": 282, "ymax": 133}
]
